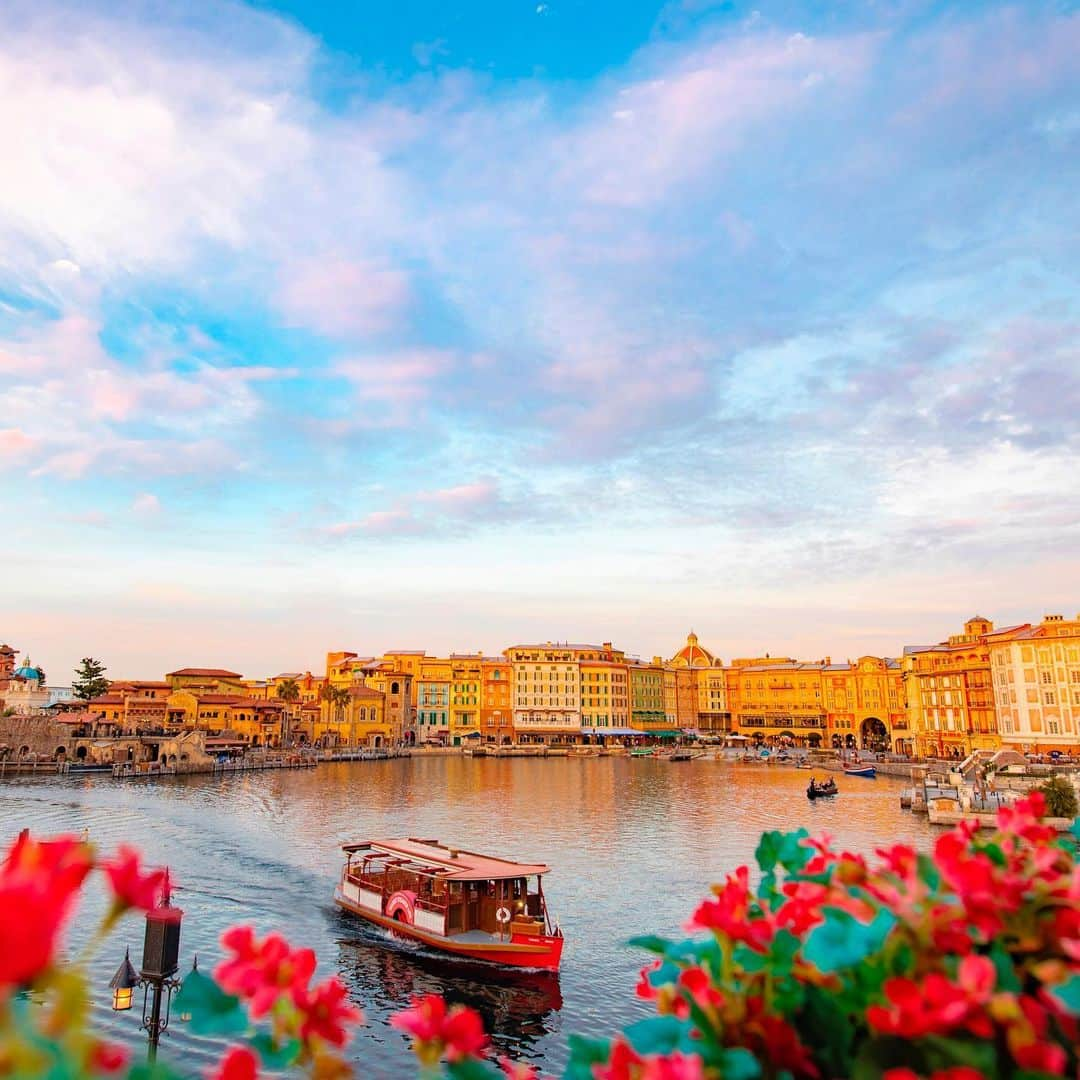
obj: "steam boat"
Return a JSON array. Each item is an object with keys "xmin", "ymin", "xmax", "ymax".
[{"xmin": 334, "ymin": 838, "xmax": 564, "ymax": 971}]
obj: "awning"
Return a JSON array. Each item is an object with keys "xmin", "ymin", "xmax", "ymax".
[{"xmin": 579, "ymin": 727, "xmax": 640, "ymax": 736}]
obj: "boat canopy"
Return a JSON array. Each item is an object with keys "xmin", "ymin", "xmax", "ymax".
[{"xmin": 341, "ymin": 838, "xmax": 550, "ymax": 881}]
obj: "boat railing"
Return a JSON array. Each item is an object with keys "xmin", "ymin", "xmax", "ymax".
[{"xmin": 414, "ymin": 895, "xmax": 448, "ymax": 914}]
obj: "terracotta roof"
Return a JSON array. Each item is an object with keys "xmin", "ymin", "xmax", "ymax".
[
  {"xmin": 343, "ymin": 838, "xmax": 549, "ymax": 881},
  {"xmin": 112, "ymin": 680, "xmax": 171, "ymax": 689},
  {"xmin": 167, "ymin": 668, "xmax": 242, "ymax": 678},
  {"xmin": 87, "ymin": 694, "xmax": 125, "ymax": 705},
  {"xmin": 349, "ymin": 686, "xmax": 384, "ymax": 699},
  {"xmin": 190, "ymin": 694, "xmax": 249, "ymax": 705}
]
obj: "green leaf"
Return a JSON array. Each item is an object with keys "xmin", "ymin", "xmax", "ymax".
[
  {"xmin": 628, "ymin": 934, "xmax": 674, "ymax": 956},
  {"xmin": 718, "ymin": 1047, "xmax": 763, "ymax": 1080},
  {"xmin": 803, "ymin": 908, "xmax": 896, "ymax": 972},
  {"xmin": 920, "ymin": 1034, "xmax": 998, "ymax": 1073},
  {"xmin": 564, "ymin": 1035, "xmax": 612, "ymax": 1080},
  {"xmin": 172, "ymin": 968, "xmax": 248, "ymax": 1037},
  {"xmin": 249, "ymin": 1032, "xmax": 302, "ymax": 1069},
  {"xmin": 622, "ymin": 1015, "xmax": 697, "ymax": 1057},
  {"xmin": 798, "ymin": 985, "xmax": 856, "ymax": 1077},
  {"xmin": 1047, "ymin": 973, "xmax": 1080, "ymax": 1016},
  {"xmin": 755, "ymin": 830, "xmax": 810, "ymax": 876}
]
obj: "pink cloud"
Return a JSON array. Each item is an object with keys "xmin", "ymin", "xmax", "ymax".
[
  {"xmin": 333, "ymin": 349, "xmax": 457, "ymax": 425},
  {"xmin": 276, "ymin": 257, "xmax": 410, "ymax": 338},
  {"xmin": 0, "ymin": 427, "xmax": 37, "ymax": 459},
  {"xmin": 416, "ymin": 480, "xmax": 500, "ymax": 513}
]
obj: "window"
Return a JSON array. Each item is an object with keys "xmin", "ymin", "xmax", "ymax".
[
  {"xmin": 1041, "ymin": 670, "xmax": 1052, "ymax": 684},
  {"xmin": 1044, "ymin": 692, "xmax": 1056, "ymax": 705}
]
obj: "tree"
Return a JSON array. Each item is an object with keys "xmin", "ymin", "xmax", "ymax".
[
  {"xmin": 1038, "ymin": 775, "xmax": 1079, "ymax": 819},
  {"xmin": 72, "ymin": 658, "xmax": 109, "ymax": 701},
  {"xmin": 276, "ymin": 678, "xmax": 300, "ymax": 746}
]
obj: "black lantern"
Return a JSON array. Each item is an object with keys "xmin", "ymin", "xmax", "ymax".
[{"xmin": 108, "ymin": 949, "xmax": 139, "ymax": 1011}]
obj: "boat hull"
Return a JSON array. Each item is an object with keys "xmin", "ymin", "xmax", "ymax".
[
  {"xmin": 334, "ymin": 889, "xmax": 564, "ymax": 971},
  {"xmin": 843, "ymin": 765, "xmax": 876, "ymax": 778}
]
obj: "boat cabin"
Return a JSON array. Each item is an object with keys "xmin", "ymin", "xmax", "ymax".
[{"xmin": 340, "ymin": 838, "xmax": 553, "ymax": 939}]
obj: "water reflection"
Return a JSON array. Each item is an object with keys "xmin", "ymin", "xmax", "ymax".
[{"xmin": 0, "ymin": 757, "xmax": 930, "ymax": 1075}]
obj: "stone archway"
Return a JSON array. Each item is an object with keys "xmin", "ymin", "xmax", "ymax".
[
  {"xmin": 860, "ymin": 717, "xmax": 889, "ymax": 752},
  {"xmin": 844, "ymin": 733, "xmax": 856, "ymax": 749},
  {"xmin": 831, "ymin": 734, "xmax": 842, "ymax": 749}
]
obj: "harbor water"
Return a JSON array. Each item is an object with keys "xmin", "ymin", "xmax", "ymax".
[{"xmin": 0, "ymin": 756, "xmax": 934, "ymax": 1075}]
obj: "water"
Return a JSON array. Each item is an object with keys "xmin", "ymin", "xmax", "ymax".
[{"xmin": 0, "ymin": 757, "xmax": 932, "ymax": 1075}]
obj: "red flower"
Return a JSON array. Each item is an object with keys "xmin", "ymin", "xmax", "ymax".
[
  {"xmin": 87, "ymin": 1040, "xmax": 129, "ymax": 1075},
  {"xmin": 593, "ymin": 1040, "xmax": 705, "ymax": 1080},
  {"xmin": 391, "ymin": 994, "xmax": 488, "ymax": 1066},
  {"xmin": 101, "ymin": 845, "xmax": 167, "ymax": 913},
  {"xmin": 500, "ymin": 1057, "xmax": 543, "ymax": 1079},
  {"xmin": 296, "ymin": 976, "xmax": 363, "ymax": 1048},
  {"xmin": 688, "ymin": 867, "xmax": 774, "ymax": 953},
  {"xmin": 636, "ymin": 959, "xmax": 663, "ymax": 1001},
  {"xmin": 884, "ymin": 1070, "xmax": 986, "ymax": 1080},
  {"xmin": 215, "ymin": 926, "xmax": 317, "ymax": 1017},
  {"xmin": 0, "ymin": 832, "xmax": 93, "ymax": 989},
  {"xmin": 209, "ymin": 1046, "xmax": 259, "ymax": 1080},
  {"xmin": 676, "ymin": 966, "xmax": 724, "ymax": 1017},
  {"xmin": 867, "ymin": 957, "xmax": 995, "ymax": 1040}
]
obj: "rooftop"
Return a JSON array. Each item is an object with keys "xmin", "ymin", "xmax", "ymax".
[
  {"xmin": 342, "ymin": 838, "xmax": 550, "ymax": 881},
  {"xmin": 167, "ymin": 667, "xmax": 243, "ymax": 678}
]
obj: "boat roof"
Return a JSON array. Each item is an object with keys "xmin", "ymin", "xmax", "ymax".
[{"xmin": 342, "ymin": 838, "xmax": 550, "ymax": 881}]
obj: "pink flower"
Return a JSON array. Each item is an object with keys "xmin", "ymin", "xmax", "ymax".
[
  {"xmin": 593, "ymin": 1040, "xmax": 706, "ymax": 1080},
  {"xmin": 391, "ymin": 994, "xmax": 488, "ymax": 1066},
  {"xmin": 101, "ymin": 845, "xmax": 167, "ymax": 913},
  {"xmin": 215, "ymin": 926, "xmax": 316, "ymax": 1017}
]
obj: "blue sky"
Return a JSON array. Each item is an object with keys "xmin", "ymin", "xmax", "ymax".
[{"xmin": 2, "ymin": 0, "xmax": 1078, "ymax": 680}]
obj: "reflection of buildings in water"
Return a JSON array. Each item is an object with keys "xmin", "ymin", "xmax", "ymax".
[{"xmin": 334, "ymin": 923, "xmax": 562, "ymax": 1055}]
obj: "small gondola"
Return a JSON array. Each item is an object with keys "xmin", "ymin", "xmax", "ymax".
[{"xmin": 806, "ymin": 779, "xmax": 838, "ymax": 800}]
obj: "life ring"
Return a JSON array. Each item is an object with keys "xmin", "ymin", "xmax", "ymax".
[{"xmin": 495, "ymin": 906, "xmax": 511, "ymax": 925}]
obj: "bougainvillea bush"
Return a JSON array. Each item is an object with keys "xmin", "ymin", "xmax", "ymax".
[{"xmin": 1, "ymin": 794, "xmax": 1077, "ymax": 1079}]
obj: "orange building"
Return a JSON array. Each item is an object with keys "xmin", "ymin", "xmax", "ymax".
[{"xmin": 480, "ymin": 657, "xmax": 513, "ymax": 744}]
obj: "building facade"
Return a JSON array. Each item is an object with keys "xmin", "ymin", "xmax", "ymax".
[
  {"xmin": 479, "ymin": 657, "xmax": 513, "ymax": 744},
  {"xmin": 987, "ymin": 614, "xmax": 1080, "ymax": 752}
]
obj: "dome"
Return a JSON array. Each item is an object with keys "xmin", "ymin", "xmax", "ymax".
[
  {"xmin": 669, "ymin": 631, "xmax": 719, "ymax": 669},
  {"xmin": 14, "ymin": 659, "xmax": 42, "ymax": 681}
]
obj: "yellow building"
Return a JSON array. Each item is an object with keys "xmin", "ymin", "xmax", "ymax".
[
  {"xmin": 821, "ymin": 657, "xmax": 906, "ymax": 752},
  {"xmin": 727, "ymin": 658, "xmax": 827, "ymax": 746},
  {"xmin": 667, "ymin": 632, "xmax": 728, "ymax": 733},
  {"xmin": 986, "ymin": 614, "xmax": 1080, "ymax": 752},
  {"xmin": 902, "ymin": 617, "xmax": 999, "ymax": 758},
  {"xmin": 165, "ymin": 667, "xmax": 247, "ymax": 694},
  {"xmin": 580, "ymin": 660, "xmax": 630, "ymax": 739},
  {"xmin": 164, "ymin": 690, "xmax": 284, "ymax": 746},
  {"xmin": 506, "ymin": 642, "xmax": 626, "ymax": 744},
  {"xmin": 449, "ymin": 655, "xmax": 483, "ymax": 746}
]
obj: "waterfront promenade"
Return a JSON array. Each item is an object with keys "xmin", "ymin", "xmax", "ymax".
[{"xmin": 0, "ymin": 755, "xmax": 926, "ymax": 1076}]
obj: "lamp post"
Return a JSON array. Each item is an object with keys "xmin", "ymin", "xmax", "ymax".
[{"xmin": 108, "ymin": 870, "xmax": 185, "ymax": 1062}]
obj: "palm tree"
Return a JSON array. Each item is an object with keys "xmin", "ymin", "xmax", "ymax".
[
  {"xmin": 333, "ymin": 688, "xmax": 352, "ymax": 745},
  {"xmin": 276, "ymin": 678, "xmax": 300, "ymax": 747}
]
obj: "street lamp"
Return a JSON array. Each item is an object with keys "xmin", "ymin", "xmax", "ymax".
[
  {"xmin": 108, "ymin": 949, "xmax": 138, "ymax": 1011},
  {"xmin": 108, "ymin": 870, "xmax": 185, "ymax": 1061}
]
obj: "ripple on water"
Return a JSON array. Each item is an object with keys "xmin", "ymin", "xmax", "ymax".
[{"xmin": 0, "ymin": 758, "xmax": 931, "ymax": 1075}]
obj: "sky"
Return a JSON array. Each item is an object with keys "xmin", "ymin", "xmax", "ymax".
[{"xmin": 1, "ymin": 0, "xmax": 1078, "ymax": 681}]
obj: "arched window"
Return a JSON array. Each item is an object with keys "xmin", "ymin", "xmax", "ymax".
[{"xmin": 391, "ymin": 682, "xmax": 400, "ymax": 694}]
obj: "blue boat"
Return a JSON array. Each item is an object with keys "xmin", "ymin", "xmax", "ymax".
[{"xmin": 842, "ymin": 763, "xmax": 876, "ymax": 778}]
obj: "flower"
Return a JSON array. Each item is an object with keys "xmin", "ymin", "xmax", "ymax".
[
  {"xmin": 296, "ymin": 976, "xmax": 363, "ymax": 1048},
  {"xmin": 688, "ymin": 867, "xmax": 774, "ymax": 952},
  {"xmin": 391, "ymin": 994, "xmax": 488, "ymax": 1067},
  {"xmin": 215, "ymin": 926, "xmax": 317, "ymax": 1017},
  {"xmin": 593, "ymin": 1040, "xmax": 706, "ymax": 1080},
  {"xmin": 86, "ymin": 1040, "xmax": 129, "ymax": 1074},
  {"xmin": 209, "ymin": 1046, "xmax": 259, "ymax": 1080},
  {"xmin": 0, "ymin": 832, "xmax": 93, "ymax": 989},
  {"xmin": 101, "ymin": 845, "xmax": 167, "ymax": 913}
]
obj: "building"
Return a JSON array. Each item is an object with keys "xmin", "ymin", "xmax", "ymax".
[
  {"xmin": 727, "ymin": 658, "xmax": 828, "ymax": 747},
  {"xmin": 165, "ymin": 667, "xmax": 248, "ymax": 694},
  {"xmin": 629, "ymin": 658, "xmax": 669, "ymax": 733},
  {"xmin": 821, "ymin": 657, "xmax": 906, "ymax": 752},
  {"xmin": 902, "ymin": 617, "xmax": 1000, "ymax": 758},
  {"xmin": 2, "ymin": 659, "xmax": 51, "ymax": 715},
  {"xmin": 580, "ymin": 659, "xmax": 631, "ymax": 740},
  {"xmin": 480, "ymin": 657, "xmax": 513, "ymax": 744},
  {"xmin": 667, "ymin": 632, "xmax": 728, "ymax": 732},
  {"xmin": 164, "ymin": 690, "xmax": 286, "ymax": 745},
  {"xmin": 505, "ymin": 642, "xmax": 625, "ymax": 744},
  {"xmin": 449, "ymin": 655, "xmax": 483, "ymax": 745},
  {"xmin": 416, "ymin": 657, "xmax": 452, "ymax": 743},
  {"xmin": 986, "ymin": 614, "xmax": 1080, "ymax": 752},
  {"xmin": 0, "ymin": 644, "xmax": 17, "ymax": 695}
]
